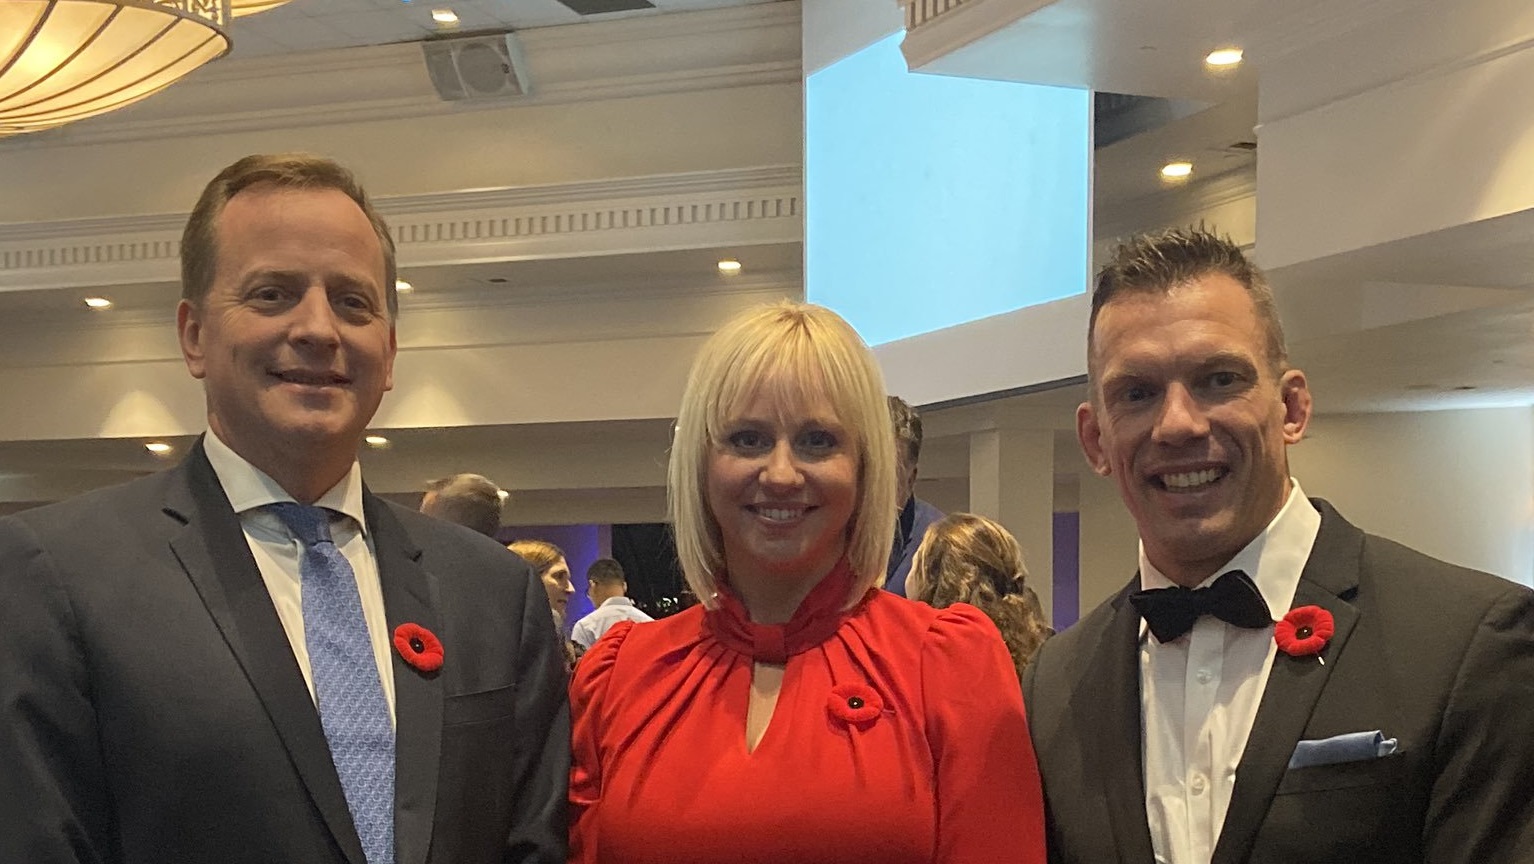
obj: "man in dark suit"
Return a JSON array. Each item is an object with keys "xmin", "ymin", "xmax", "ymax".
[
  {"xmin": 0, "ymin": 154, "xmax": 568, "ymax": 863},
  {"xmin": 1023, "ymin": 228, "xmax": 1534, "ymax": 864}
]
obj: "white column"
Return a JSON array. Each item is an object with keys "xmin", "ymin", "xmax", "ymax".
[
  {"xmin": 968, "ymin": 428, "xmax": 1055, "ymax": 625},
  {"xmin": 1076, "ymin": 471, "xmax": 1142, "ymax": 616}
]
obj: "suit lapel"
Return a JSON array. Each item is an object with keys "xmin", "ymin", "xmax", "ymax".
[
  {"xmin": 165, "ymin": 442, "xmax": 368, "ymax": 864},
  {"xmin": 367, "ymin": 494, "xmax": 443, "ymax": 864},
  {"xmin": 1211, "ymin": 502, "xmax": 1363, "ymax": 864},
  {"xmin": 1074, "ymin": 582, "xmax": 1158, "ymax": 864}
]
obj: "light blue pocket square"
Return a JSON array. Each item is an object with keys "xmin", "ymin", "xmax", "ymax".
[{"xmin": 1287, "ymin": 731, "xmax": 1398, "ymax": 769}]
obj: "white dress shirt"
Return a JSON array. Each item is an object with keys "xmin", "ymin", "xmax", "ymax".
[
  {"xmin": 570, "ymin": 596, "xmax": 655, "ymax": 649},
  {"xmin": 1139, "ymin": 483, "xmax": 1320, "ymax": 864},
  {"xmin": 203, "ymin": 430, "xmax": 396, "ymax": 723}
]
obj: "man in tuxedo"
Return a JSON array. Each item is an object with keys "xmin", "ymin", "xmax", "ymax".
[
  {"xmin": 0, "ymin": 154, "xmax": 568, "ymax": 863},
  {"xmin": 1022, "ymin": 228, "xmax": 1534, "ymax": 864}
]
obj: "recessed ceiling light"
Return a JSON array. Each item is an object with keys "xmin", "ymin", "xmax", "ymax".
[
  {"xmin": 364, "ymin": 435, "xmax": 391, "ymax": 448},
  {"xmin": 145, "ymin": 442, "xmax": 173, "ymax": 455},
  {"xmin": 717, "ymin": 259, "xmax": 742, "ymax": 274},
  {"xmin": 431, "ymin": 8, "xmax": 458, "ymax": 24},
  {"xmin": 395, "ymin": 280, "xmax": 413, "ymax": 293},
  {"xmin": 1205, "ymin": 47, "xmax": 1244, "ymax": 68},
  {"xmin": 83, "ymin": 297, "xmax": 113, "ymax": 309},
  {"xmin": 1161, "ymin": 161, "xmax": 1194, "ymax": 179}
]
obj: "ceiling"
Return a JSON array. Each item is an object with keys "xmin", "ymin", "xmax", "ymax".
[
  {"xmin": 3, "ymin": 0, "xmax": 1531, "ymax": 512},
  {"xmin": 230, "ymin": 0, "xmax": 782, "ymax": 57},
  {"xmin": 0, "ymin": 243, "xmax": 804, "ymax": 321}
]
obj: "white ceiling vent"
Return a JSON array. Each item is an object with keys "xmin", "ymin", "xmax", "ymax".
[{"xmin": 422, "ymin": 33, "xmax": 532, "ymax": 102}]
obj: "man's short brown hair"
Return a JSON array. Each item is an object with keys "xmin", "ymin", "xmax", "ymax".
[
  {"xmin": 1089, "ymin": 227, "xmax": 1287, "ymax": 384},
  {"xmin": 181, "ymin": 153, "xmax": 398, "ymax": 318},
  {"xmin": 421, "ymin": 473, "xmax": 504, "ymax": 537}
]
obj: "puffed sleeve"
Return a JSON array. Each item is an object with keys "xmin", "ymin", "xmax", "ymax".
[
  {"xmin": 924, "ymin": 603, "xmax": 1046, "ymax": 864},
  {"xmin": 568, "ymin": 620, "xmax": 635, "ymax": 864}
]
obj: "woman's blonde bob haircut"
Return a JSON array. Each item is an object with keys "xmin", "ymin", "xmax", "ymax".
[{"xmin": 668, "ymin": 301, "xmax": 897, "ymax": 609}]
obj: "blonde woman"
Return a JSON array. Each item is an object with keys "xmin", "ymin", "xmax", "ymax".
[
  {"xmin": 569, "ymin": 301, "xmax": 1045, "ymax": 863},
  {"xmin": 907, "ymin": 513, "xmax": 1054, "ymax": 681}
]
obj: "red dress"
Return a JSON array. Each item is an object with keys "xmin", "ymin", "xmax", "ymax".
[{"xmin": 569, "ymin": 560, "xmax": 1046, "ymax": 864}]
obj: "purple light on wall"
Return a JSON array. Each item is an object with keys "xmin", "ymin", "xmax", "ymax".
[{"xmin": 1052, "ymin": 511, "xmax": 1080, "ymax": 630}]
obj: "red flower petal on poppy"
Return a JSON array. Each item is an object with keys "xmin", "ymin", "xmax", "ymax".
[
  {"xmin": 827, "ymin": 682, "xmax": 883, "ymax": 724},
  {"xmin": 1274, "ymin": 605, "xmax": 1335, "ymax": 657},
  {"xmin": 393, "ymin": 622, "xmax": 444, "ymax": 673}
]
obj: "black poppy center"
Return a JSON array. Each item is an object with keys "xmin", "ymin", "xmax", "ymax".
[
  {"xmin": 847, "ymin": 696, "xmax": 864, "ymax": 710},
  {"xmin": 1296, "ymin": 626, "xmax": 1313, "ymax": 639},
  {"xmin": 410, "ymin": 637, "xmax": 425, "ymax": 653}
]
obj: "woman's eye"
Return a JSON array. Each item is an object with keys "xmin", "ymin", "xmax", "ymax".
[
  {"xmin": 727, "ymin": 430, "xmax": 769, "ymax": 451},
  {"xmin": 799, "ymin": 429, "xmax": 838, "ymax": 451}
]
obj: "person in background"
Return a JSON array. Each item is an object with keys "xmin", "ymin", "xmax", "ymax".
[
  {"xmin": 885, "ymin": 395, "xmax": 944, "ymax": 596},
  {"xmin": 570, "ymin": 558, "xmax": 654, "ymax": 652},
  {"xmin": 1024, "ymin": 227, "xmax": 1534, "ymax": 864},
  {"xmin": 507, "ymin": 539, "xmax": 578, "ymax": 671},
  {"xmin": 0, "ymin": 153, "xmax": 567, "ymax": 863},
  {"xmin": 906, "ymin": 512, "xmax": 1053, "ymax": 682},
  {"xmin": 569, "ymin": 300, "xmax": 1045, "ymax": 864},
  {"xmin": 507, "ymin": 539, "xmax": 575, "ymax": 630},
  {"xmin": 420, "ymin": 472, "xmax": 506, "ymax": 538}
]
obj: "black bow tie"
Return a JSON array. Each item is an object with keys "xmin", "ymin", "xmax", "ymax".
[{"xmin": 1130, "ymin": 570, "xmax": 1272, "ymax": 643}]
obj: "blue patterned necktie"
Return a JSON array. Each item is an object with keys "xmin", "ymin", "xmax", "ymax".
[{"xmin": 269, "ymin": 502, "xmax": 395, "ymax": 864}]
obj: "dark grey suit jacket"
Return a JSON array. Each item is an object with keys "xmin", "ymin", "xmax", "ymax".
[
  {"xmin": 1022, "ymin": 500, "xmax": 1534, "ymax": 864},
  {"xmin": 0, "ymin": 441, "xmax": 569, "ymax": 864}
]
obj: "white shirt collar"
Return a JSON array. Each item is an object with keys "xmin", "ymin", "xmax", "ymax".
[
  {"xmin": 202, "ymin": 429, "xmax": 370, "ymax": 536},
  {"xmin": 599, "ymin": 596, "xmax": 637, "ymax": 609},
  {"xmin": 1137, "ymin": 482, "xmax": 1320, "ymax": 636}
]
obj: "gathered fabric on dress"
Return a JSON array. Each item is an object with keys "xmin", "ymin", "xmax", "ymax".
[{"xmin": 569, "ymin": 558, "xmax": 1046, "ymax": 864}]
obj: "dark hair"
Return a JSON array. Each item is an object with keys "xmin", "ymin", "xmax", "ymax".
[
  {"xmin": 585, "ymin": 558, "xmax": 626, "ymax": 586},
  {"xmin": 421, "ymin": 473, "xmax": 504, "ymax": 537},
  {"xmin": 908, "ymin": 513, "xmax": 1053, "ymax": 679},
  {"xmin": 1090, "ymin": 227, "xmax": 1286, "ymax": 382},
  {"xmin": 888, "ymin": 395, "xmax": 923, "ymax": 467},
  {"xmin": 181, "ymin": 153, "xmax": 397, "ymax": 318}
]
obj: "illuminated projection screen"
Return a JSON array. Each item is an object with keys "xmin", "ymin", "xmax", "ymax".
[{"xmin": 806, "ymin": 31, "xmax": 1091, "ymax": 405}]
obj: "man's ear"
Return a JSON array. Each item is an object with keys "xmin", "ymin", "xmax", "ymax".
[
  {"xmin": 176, "ymin": 299, "xmax": 207, "ymax": 380},
  {"xmin": 1279, "ymin": 369, "xmax": 1312, "ymax": 445},
  {"xmin": 1077, "ymin": 401, "xmax": 1111, "ymax": 476},
  {"xmin": 383, "ymin": 324, "xmax": 397, "ymax": 392}
]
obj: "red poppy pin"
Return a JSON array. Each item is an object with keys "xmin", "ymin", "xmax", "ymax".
[
  {"xmin": 1274, "ymin": 606, "xmax": 1334, "ymax": 662},
  {"xmin": 393, "ymin": 623, "xmax": 444, "ymax": 674},
  {"xmin": 827, "ymin": 683, "xmax": 883, "ymax": 725}
]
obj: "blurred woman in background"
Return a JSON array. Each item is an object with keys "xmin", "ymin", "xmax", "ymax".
[
  {"xmin": 507, "ymin": 538, "xmax": 576, "ymax": 668},
  {"xmin": 907, "ymin": 513, "xmax": 1053, "ymax": 681}
]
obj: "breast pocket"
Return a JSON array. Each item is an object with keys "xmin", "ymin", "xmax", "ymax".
[
  {"xmin": 1256, "ymin": 753, "xmax": 1412, "ymax": 863},
  {"xmin": 1274, "ymin": 750, "xmax": 1405, "ymax": 795},
  {"xmin": 442, "ymin": 682, "xmax": 518, "ymax": 727}
]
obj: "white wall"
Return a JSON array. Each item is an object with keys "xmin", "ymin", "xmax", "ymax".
[{"xmin": 1291, "ymin": 407, "xmax": 1534, "ymax": 587}]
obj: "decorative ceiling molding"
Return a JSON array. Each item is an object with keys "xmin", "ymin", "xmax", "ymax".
[
  {"xmin": 0, "ymin": 166, "xmax": 803, "ymax": 292},
  {"xmin": 0, "ymin": 2, "xmax": 800, "ymax": 150},
  {"xmin": 899, "ymin": 0, "xmax": 1054, "ymax": 72}
]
